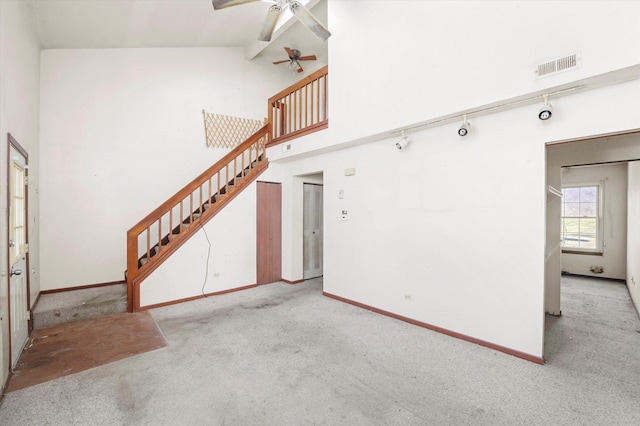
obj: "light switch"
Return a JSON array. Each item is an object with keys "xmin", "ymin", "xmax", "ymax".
[{"xmin": 338, "ymin": 189, "xmax": 344, "ymax": 199}]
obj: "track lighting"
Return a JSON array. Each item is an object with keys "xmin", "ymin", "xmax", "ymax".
[
  {"xmin": 538, "ymin": 94, "xmax": 553, "ymax": 120},
  {"xmin": 458, "ymin": 115, "xmax": 471, "ymax": 136},
  {"xmin": 395, "ymin": 131, "xmax": 409, "ymax": 150}
]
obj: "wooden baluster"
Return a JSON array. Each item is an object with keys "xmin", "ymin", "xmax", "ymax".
[
  {"xmin": 305, "ymin": 83, "xmax": 309, "ymax": 128},
  {"xmin": 189, "ymin": 193, "xmax": 193, "ymax": 223},
  {"xmin": 217, "ymin": 171, "xmax": 221, "ymax": 199},
  {"xmin": 315, "ymin": 78, "xmax": 319, "ymax": 124},
  {"xmin": 169, "ymin": 208, "xmax": 173, "ymax": 241},
  {"xmin": 158, "ymin": 217, "xmax": 162, "ymax": 249},
  {"xmin": 199, "ymin": 185, "xmax": 203, "ymax": 219},
  {"xmin": 208, "ymin": 177, "xmax": 212, "ymax": 206},
  {"xmin": 234, "ymin": 156, "xmax": 237, "ymax": 186},
  {"xmin": 242, "ymin": 149, "xmax": 245, "ymax": 177},
  {"xmin": 146, "ymin": 226, "xmax": 151, "ymax": 262},
  {"xmin": 323, "ymin": 75, "xmax": 327, "ymax": 122},
  {"xmin": 180, "ymin": 200, "xmax": 184, "ymax": 233}
]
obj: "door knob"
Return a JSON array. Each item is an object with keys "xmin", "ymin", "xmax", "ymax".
[{"xmin": 10, "ymin": 267, "xmax": 22, "ymax": 276}]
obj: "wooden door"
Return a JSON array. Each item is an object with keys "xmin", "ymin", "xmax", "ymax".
[
  {"xmin": 303, "ymin": 184, "xmax": 323, "ymax": 279},
  {"xmin": 257, "ymin": 182, "xmax": 282, "ymax": 284}
]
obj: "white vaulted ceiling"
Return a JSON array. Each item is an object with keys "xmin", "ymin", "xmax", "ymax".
[{"xmin": 26, "ymin": 0, "xmax": 328, "ymax": 69}]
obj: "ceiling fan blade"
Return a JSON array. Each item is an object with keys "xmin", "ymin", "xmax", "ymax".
[
  {"xmin": 273, "ymin": 60, "xmax": 290, "ymax": 65},
  {"xmin": 258, "ymin": 5, "xmax": 282, "ymax": 42},
  {"xmin": 289, "ymin": 1, "xmax": 331, "ymax": 41},
  {"xmin": 284, "ymin": 47, "xmax": 295, "ymax": 59},
  {"xmin": 211, "ymin": 0, "xmax": 259, "ymax": 10},
  {"xmin": 297, "ymin": 63, "xmax": 304, "ymax": 73},
  {"xmin": 298, "ymin": 55, "xmax": 317, "ymax": 61}
]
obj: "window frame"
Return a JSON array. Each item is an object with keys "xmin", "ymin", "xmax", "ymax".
[
  {"xmin": 560, "ymin": 181, "xmax": 604, "ymax": 255},
  {"xmin": 10, "ymin": 160, "xmax": 27, "ymax": 264}
]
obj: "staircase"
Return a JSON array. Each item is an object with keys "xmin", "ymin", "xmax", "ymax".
[
  {"xmin": 32, "ymin": 284, "xmax": 127, "ymax": 329},
  {"xmin": 125, "ymin": 124, "xmax": 270, "ymax": 312}
]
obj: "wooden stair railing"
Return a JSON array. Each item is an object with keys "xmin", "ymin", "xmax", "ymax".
[
  {"xmin": 126, "ymin": 124, "xmax": 270, "ymax": 312},
  {"xmin": 268, "ymin": 65, "xmax": 328, "ymax": 146}
]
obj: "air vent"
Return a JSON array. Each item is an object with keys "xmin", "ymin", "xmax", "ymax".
[{"xmin": 535, "ymin": 53, "xmax": 580, "ymax": 79}]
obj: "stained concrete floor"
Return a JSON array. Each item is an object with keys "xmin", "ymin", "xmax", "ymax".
[{"xmin": 1, "ymin": 276, "xmax": 639, "ymax": 425}]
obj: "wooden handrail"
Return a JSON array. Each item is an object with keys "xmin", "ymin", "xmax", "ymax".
[
  {"xmin": 126, "ymin": 124, "xmax": 270, "ymax": 311},
  {"xmin": 128, "ymin": 124, "xmax": 269, "ymax": 235},
  {"xmin": 268, "ymin": 65, "xmax": 328, "ymax": 146}
]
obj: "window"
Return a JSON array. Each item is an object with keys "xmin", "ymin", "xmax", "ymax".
[
  {"xmin": 561, "ymin": 183, "xmax": 602, "ymax": 253},
  {"xmin": 10, "ymin": 161, "xmax": 26, "ymax": 263}
]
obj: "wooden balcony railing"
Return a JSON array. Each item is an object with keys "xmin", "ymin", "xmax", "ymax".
[
  {"xmin": 268, "ymin": 65, "xmax": 328, "ymax": 146},
  {"xmin": 126, "ymin": 125, "xmax": 270, "ymax": 311}
]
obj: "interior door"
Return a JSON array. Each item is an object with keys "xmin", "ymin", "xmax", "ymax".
[
  {"xmin": 257, "ymin": 182, "xmax": 282, "ymax": 285},
  {"xmin": 303, "ymin": 183, "xmax": 323, "ymax": 279},
  {"xmin": 8, "ymin": 138, "xmax": 29, "ymax": 369}
]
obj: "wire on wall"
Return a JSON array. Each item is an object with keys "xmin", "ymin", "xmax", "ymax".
[{"xmin": 199, "ymin": 221, "xmax": 212, "ymax": 297}]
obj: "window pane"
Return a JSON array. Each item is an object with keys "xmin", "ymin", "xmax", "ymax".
[
  {"xmin": 580, "ymin": 186, "xmax": 597, "ymax": 202},
  {"xmin": 564, "ymin": 203, "xmax": 580, "ymax": 217},
  {"xmin": 580, "ymin": 202, "xmax": 596, "ymax": 217},
  {"xmin": 580, "ymin": 218, "xmax": 596, "ymax": 234},
  {"xmin": 562, "ymin": 218, "xmax": 579, "ymax": 233},
  {"xmin": 563, "ymin": 188, "xmax": 579, "ymax": 202}
]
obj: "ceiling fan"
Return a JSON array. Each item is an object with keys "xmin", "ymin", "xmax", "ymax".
[
  {"xmin": 273, "ymin": 47, "xmax": 316, "ymax": 73},
  {"xmin": 211, "ymin": 0, "xmax": 331, "ymax": 42}
]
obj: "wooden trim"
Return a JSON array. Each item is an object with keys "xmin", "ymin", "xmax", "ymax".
[
  {"xmin": 40, "ymin": 280, "xmax": 125, "ymax": 295},
  {"xmin": 323, "ymin": 292, "xmax": 545, "ymax": 365},
  {"xmin": 138, "ymin": 284, "xmax": 258, "ymax": 311},
  {"xmin": 128, "ymin": 124, "xmax": 270, "ymax": 236},
  {"xmin": 282, "ymin": 279, "xmax": 305, "ymax": 285},
  {"xmin": 268, "ymin": 121, "xmax": 328, "ymax": 147},
  {"xmin": 31, "ymin": 292, "xmax": 41, "ymax": 311}
]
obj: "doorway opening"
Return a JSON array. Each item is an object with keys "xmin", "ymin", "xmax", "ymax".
[{"xmin": 544, "ymin": 130, "xmax": 640, "ymax": 360}]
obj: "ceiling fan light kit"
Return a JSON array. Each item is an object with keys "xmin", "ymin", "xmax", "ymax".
[
  {"xmin": 212, "ymin": 0, "xmax": 331, "ymax": 42},
  {"xmin": 273, "ymin": 47, "xmax": 316, "ymax": 73}
]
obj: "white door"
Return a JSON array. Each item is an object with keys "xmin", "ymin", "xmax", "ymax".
[
  {"xmin": 8, "ymin": 143, "xmax": 29, "ymax": 369},
  {"xmin": 303, "ymin": 184, "xmax": 323, "ymax": 279}
]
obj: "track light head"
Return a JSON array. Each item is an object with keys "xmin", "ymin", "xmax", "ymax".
[
  {"xmin": 395, "ymin": 131, "xmax": 409, "ymax": 150},
  {"xmin": 539, "ymin": 94, "xmax": 553, "ymax": 120},
  {"xmin": 458, "ymin": 115, "xmax": 470, "ymax": 136}
]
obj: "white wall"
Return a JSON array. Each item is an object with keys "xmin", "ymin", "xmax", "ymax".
[
  {"xmin": 628, "ymin": 161, "xmax": 640, "ymax": 311},
  {"xmin": 268, "ymin": 1, "xmax": 640, "ymax": 359},
  {"xmin": 326, "ymin": 0, "xmax": 640, "ymax": 146},
  {"xmin": 139, "ymin": 181, "xmax": 258, "ymax": 308},
  {"xmin": 0, "ymin": 0, "xmax": 41, "ymax": 391},
  {"xmin": 39, "ymin": 47, "xmax": 289, "ymax": 291},
  {"xmin": 561, "ymin": 163, "xmax": 628, "ymax": 279}
]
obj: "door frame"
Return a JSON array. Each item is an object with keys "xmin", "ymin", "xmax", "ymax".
[{"xmin": 6, "ymin": 133, "xmax": 31, "ymax": 370}]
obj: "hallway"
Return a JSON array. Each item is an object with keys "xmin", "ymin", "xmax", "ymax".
[{"xmin": 1, "ymin": 276, "xmax": 639, "ymax": 424}]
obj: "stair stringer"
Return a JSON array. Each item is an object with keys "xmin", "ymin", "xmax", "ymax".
[
  {"xmin": 137, "ymin": 179, "xmax": 262, "ymax": 309},
  {"xmin": 129, "ymin": 159, "xmax": 269, "ymax": 311}
]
